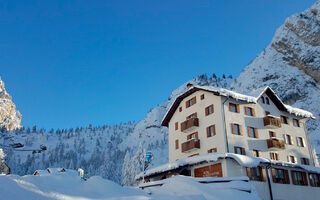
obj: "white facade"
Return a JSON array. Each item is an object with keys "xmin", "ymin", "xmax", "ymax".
[{"xmin": 166, "ymin": 85, "xmax": 314, "ymax": 166}]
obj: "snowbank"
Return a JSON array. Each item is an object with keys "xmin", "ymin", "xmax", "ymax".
[{"xmin": 0, "ymin": 170, "xmax": 261, "ymax": 200}]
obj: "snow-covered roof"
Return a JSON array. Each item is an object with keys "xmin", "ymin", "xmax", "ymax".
[
  {"xmin": 136, "ymin": 153, "xmax": 320, "ymax": 179},
  {"xmin": 162, "ymin": 85, "xmax": 314, "ymax": 126}
]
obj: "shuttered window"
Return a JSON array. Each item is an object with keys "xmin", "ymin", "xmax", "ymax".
[
  {"xmin": 229, "ymin": 103, "xmax": 240, "ymax": 113},
  {"xmin": 231, "ymin": 123, "xmax": 242, "ymax": 135},
  {"xmin": 244, "ymin": 106, "xmax": 255, "ymax": 116},
  {"xmin": 234, "ymin": 146, "xmax": 246, "ymax": 155},
  {"xmin": 247, "ymin": 127, "xmax": 258, "ymax": 138},
  {"xmin": 186, "ymin": 97, "xmax": 196, "ymax": 108},
  {"xmin": 207, "ymin": 125, "xmax": 216, "ymax": 138},
  {"xmin": 283, "ymin": 134, "xmax": 293, "ymax": 145},
  {"xmin": 175, "ymin": 122, "xmax": 178, "ymax": 130},
  {"xmin": 175, "ymin": 139, "xmax": 179, "ymax": 150},
  {"xmin": 270, "ymin": 152, "xmax": 279, "ymax": 160},
  {"xmin": 205, "ymin": 104, "xmax": 214, "ymax": 116},
  {"xmin": 200, "ymin": 94, "xmax": 205, "ymax": 100}
]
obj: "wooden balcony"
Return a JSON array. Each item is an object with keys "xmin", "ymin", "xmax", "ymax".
[
  {"xmin": 266, "ymin": 138, "xmax": 285, "ymax": 150},
  {"xmin": 182, "ymin": 138, "xmax": 200, "ymax": 153},
  {"xmin": 263, "ymin": 116, "xmax": 281, "ymax": 128},
  {"xmin": 180, "ymin": 118, "xmax": 199, "ymax": 132}
]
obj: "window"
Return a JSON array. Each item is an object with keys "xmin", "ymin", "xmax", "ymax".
[
  {"xmin": 261, "ymin": 97, "xmax": 265, "ymax": 104},
  {"xmin": 253, "ymin": 150, "xmax": 261, "ymax": 157},
  {"xmin": 231, "ymin": 123, "xmax": 242, "ymax": 135},
  {"xmin": 291, "ymin": 171, "xmax": 308, "ymax": 186},
  {"xmin": 208, "ymin": 148, "xmax": 217, "ymax": 153},
  {"xmin": 187, "ymin": 132, "xmax": 198, "ymax": 140},
  {"xmin": 309, "ymin": 173, "xmax": 320, "ymax": 187},
  {"xmin": 269, "ymin": 131, "xmax": 276, "ymax": 138},
  {"xmin": 272, "ymin": 168, "xmax": 290, "ymax": 184},
  {"xmin": 206, "ymin": 125, "xmax": 216, "ymax": 137},
  {"xmin": 270, "ymin": 152, "xmax": 279, "ymax": 160},
  {"xmin": 283, "ymin": 134, "xmax": 293, "ymax": 145},
  {"xmin": 179, "ymin": 107, "xmax": 182, "ymax": 112},
  {"xmin": 287, "ymin": 155, "xmax": 297, "ymax": 163},
  {"xmin": 175, "ymin": 139, "xmax": 179, "ymax": 149},
  {"xmin": 186, "ymin": 112, "xmax": 197, "ymax": 120},
  {"xmin": 293, "ymin": 119, "xmax": 300, "ymax": 127},
  {"xmin": 247, "ymin": 127, "xmax": 258, "ymax": 138},
  {"xmin": 265, "ymin": 111, "xmax": 270, "ymax": 116},
  {"xmin": 266, "ymin": 97, "xmax": 270, "ymax": 105},
  {"xmin": 175, "ymin": 122, "xmax": 178, "ymax": 130},
  {"xmin": 244, "ymin": 107, "xmax": 255, "ymax": 116},
  {"xmin": 229, "ymin": 103, "xmax": 240, "ymax": 113},
  {"xmin": 200, "ymin": 94, "xmax": 205, "ymax": 100},
  {"xmin": 234, "ymin": 146, "xmax": 246, "ymax": 155},
  {"xmin": 280, "ymin": 115, "xmax": 289, "ymax": 124},
  {"xmin": 205, "ymin": 104, "xmax": 214, "ymax": 116},
  {"xmin": 301, "ymin": 158, "xmax": 310, "ymax": 165},
  {"xmin": 297, "ymin": 137, "xmax": 305, "ymax": 147},
  {"xmin": 246, "ymin": 167, "xmax": 265, "ymax": 181},
  {"xmin": 186, "ymin": 96, "xmax": 196, "ymax": 108}
]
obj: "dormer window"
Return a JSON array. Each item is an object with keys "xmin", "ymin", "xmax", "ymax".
[{"xmin": 261, "ymin": 97, "xmax": 265, "ymax": 104}]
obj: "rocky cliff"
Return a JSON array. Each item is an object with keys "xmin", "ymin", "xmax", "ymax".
[{"xmin": 0, "ymin": 77, "xmax": 21, "ymax": 131}]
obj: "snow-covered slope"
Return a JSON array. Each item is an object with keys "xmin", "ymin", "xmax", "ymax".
[
  {"xmin": 231, "ymin": 0, "xmax": 320, "ymax": 155},
  {"xmin": 0, "ymin": 77, "xmax": 21, "ymax": 131},
  {"xmin": 0, "ymin": 170, "xmax": 260, "ymax": 200}
]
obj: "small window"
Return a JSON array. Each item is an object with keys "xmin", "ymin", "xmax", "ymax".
[
  {"xmin": 187, "ymin": 132, "xmax": 198, "ymax": 140},
  {"xmin": 247, "ymin": 127, "xmax": 258, "ymax": 138},
  {"xmin": 186, "ymin": 112, "xmax": 197, "ymax": 120},
  {"xmin": 309, "ymin": 173, "xmax": 320, "ymax": 187},
  {"xmin": 231, "ymin": 123, "xmax": 242, "ymax": 135},
  {"xmin": 293, "ymin": 119, "xmax": 300, "ymax": 127},
  {"xmin": 269, "ymin": 131, "xmax": 276, "ymax": 138},
  {"xmin": 206, "ymin": 125, "xmax": 216, "ymax": 137},
  {"xmin": 205, "ymin": 104, "xmax": 214, "ymax": 116},
  {"xmin": 229, "ymin": 103, "xmax": 240, "ymax": 113},
  {"xmin": 245, "ymin": 107, "xmax": 255, "ymax": 116},
  {"xmin": 284, "ymin": 134, "xmax": 293, "ymax": 145},
  {"xmin": 186, "ymin": 97, "xmax": 196, "ymax": 108},
  {"xmin": 261, "ymin": 97, "xmax": 265, "ymax": 104},
  {"xmin": 265, "ymin": 111, "xmax": 270, "ymax": 116},
  {"xmin": 297, "ymin": 137, "xmax": 304, "ymax": 147},
  {"xmin": 288, "ymin": 155, "xmax": 297, "ymax": 163},
  {"xmin": 253, "ymin": 150, "xmax": 260, "ymax": 157},
  {"xmin": 270, "ymin": 152, "xmax": 279, "ymax": 160},
  {"xmin": 281, "ymin": 115, "xmax": 289, "ymax": 124},
  {"xmin": 247, "ymin": 167, "xmax": 265, "ymax": 182},
  {"xmin": 234, "ymin": 146, "xmax": 246, "ymax": 155},
  {"xmin": 272, "ymin": 168, "xmax": 290, "ymax": 184},
  {"xmin": 200, "ymin": 94, "xmax": 205, "ymax": 100},
  {"xmin": 175, "ymin": 122, "xmax": 178, "ymax": 130},
  {"xmin": 179, "ymin": 107, "xmax": 182, "ymax": 112},
  {"xmin": 266, "ymin": 97, "xmax": 270, "ymax": 105},
  {"xmin": 292, "ymin": 171, "xmax": 308, "ymax": 186},
  {"xmin": 208, "ymin": 148, "xmax": 217, "ymax": 153},
  {"xmin": 175, "ymin": 139, "xmax": 179, "ymax": 150},
  {"xmin": 301, "ymin": 158, "xmax": 310, "ymax": 165}
]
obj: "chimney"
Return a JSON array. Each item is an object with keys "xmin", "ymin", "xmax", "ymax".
[{"xmin": 186, "ymin": 83, "xmax": 194, "ymax": 90}]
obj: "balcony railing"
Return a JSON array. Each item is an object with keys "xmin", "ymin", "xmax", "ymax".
[
  {"xmin": 266, "ymin": 138, "xmax": 285, "ymax": 150},
  {"xmin": 263, "ymin": 116, "xmax": 281, "ymax": 128},
  {"xmin": 181, "ymin": 138, "xmax": 200, "ymax": 153},
  {"xmin": 180, "ymin": 118, "xmax": 199, "ymax": 132}
]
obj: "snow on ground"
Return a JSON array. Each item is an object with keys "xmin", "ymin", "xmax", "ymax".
[{"xmin": 0, "ymin": 169, "xmax": 261, "ymax": 200}]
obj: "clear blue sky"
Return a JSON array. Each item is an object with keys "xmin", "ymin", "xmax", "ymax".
[{"xmin": 0, "ymin": 0, "xmax": 316, "ymax": 129}]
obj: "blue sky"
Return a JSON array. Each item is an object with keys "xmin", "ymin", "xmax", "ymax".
[{"xmin": 0, "ymin": 0, "xmax": 316, "ymax": 129}]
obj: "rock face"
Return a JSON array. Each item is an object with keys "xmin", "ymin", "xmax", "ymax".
[
  {"xmin": 0, "ymin": 77, "xmax": 21, "ymax": 131},
  {"xmin": 232, "ymin": 1, "xmax": 320, "ymax": 154}
]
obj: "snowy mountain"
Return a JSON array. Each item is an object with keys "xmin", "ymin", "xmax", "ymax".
[
  {"xmin": 231, "ymin": 0, "xmax": 320, "ymax": 155},
  {"xmin": 0, "ymin": 77, "xmax": 21, "ymax": 131}
]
